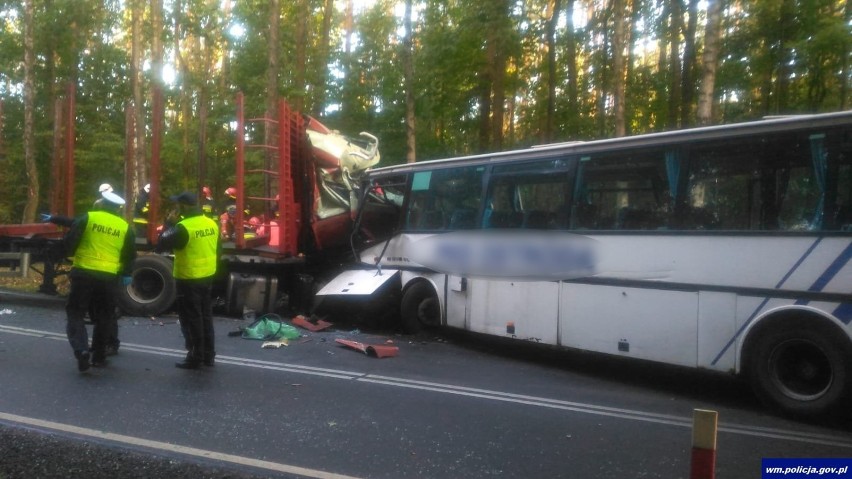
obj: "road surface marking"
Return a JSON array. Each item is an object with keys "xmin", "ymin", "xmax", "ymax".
[{"xmin": 1, "ymin": 324, "xmax": 850, "ymax": 450}]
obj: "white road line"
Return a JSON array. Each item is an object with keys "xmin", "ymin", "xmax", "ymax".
[
  {"xmin": 0, "ymin": 412, "xmax": 361, "ymax": 479},
  {"xmin": 2, "ymin": 324, "xmax": 851, "ymax": 450}
]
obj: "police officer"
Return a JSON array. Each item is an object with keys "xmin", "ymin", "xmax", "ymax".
[
  {"xmin": 62, "ymin": 191, "xmax": 136, "ymax": 371},
  {"xmin": 45, "ymin": 184, "xmax": 124, "ymax": 358},
  {"xmin": 156, "ymin": 191, "xmax": 220, "ymax": 369}
]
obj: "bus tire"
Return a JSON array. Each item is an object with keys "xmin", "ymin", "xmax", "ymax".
[
  {"xmin": 117, "ymin": 254, "xmax": 176, "ymax": 317},
  {"xmin": 748, "ymin": 324, "xmax": 852, "ymax": 417},
  {"xmin": 400, "ymin": 282, "xmax": 440, "ymax": 334}
]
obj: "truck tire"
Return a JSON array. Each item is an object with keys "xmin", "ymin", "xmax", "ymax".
[
  {"xmin": 400, "ymin": 281, "xmax": 440, "ymax": 334},
  {"xmin": 748, "ymin": 324, "xmax": 852, "ymax": 417},
  {"xmin": 117, "ymin": 254, "xmax": 176, "ymax": 317}
]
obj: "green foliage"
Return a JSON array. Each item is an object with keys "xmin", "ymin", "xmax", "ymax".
[{"xmin": 0, "ymin": 0, "xmax": 849, "ymax": 221}]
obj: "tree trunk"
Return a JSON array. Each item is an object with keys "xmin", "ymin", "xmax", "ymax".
[
  {"xmin": 198, "ymin": 89, "xmax": 208, "ymax": 192},
  {"xmin": 680, "ymin": 0, "xmax": 699, "ymax": 126},
  {"xmin": 131, "ymin": 0, "xmax": 146, "ymax": 215},
  {"xmin": 51, "ymin": 97, "xmax": 62, "ymax": 213},
  {"xmin": 265, "ymin": 0, "xmax": 280, "ymax": 198},
  {"xmin": 22, "ymin": 0, "xmax": 38, "ymax": 223},
  {"xmin": 565, "ymin": 0, "xmax": 579, "ymax": 136},
  {"xmin": 597, "ymin": 8, "xmax": 610, "ymax": 136},
  {"xmin": 124, "ymin": 103, "xmax": 135, "ymax": 217},
  {"xmin": 841, "ymin": 0, "xmax": 851, "ymax": 110},
  {"xmin": 314, "ymin": 0, "xmax": 335, "ymax": 117},
  {"xmin": 697, "ymin": 0, "xmax": 722, "ymax": 125},
  {"xmin": 0, "ymin": 99, "xmax": 5, "ymax": 164},
  {"xmin": 478, "ymin": 61, "xmax": 492, "ymax": 152},
  {"xmin": 775, "ymin": 0, "xmax": 796, "ymax": 113},
  {"xmin": 294, "ymin": 0, "xmax": 308, "ymax": 113},
  {"xmin": 46, "ymin": 0, "xmax": 59, "ymax": 214},
  {"xmin": 490, "ymin": 4, "xmax": 508, "ymax": 151},
  {"xmin": 612, "ymin": 0, "xmax": 628, "ymax": 137},
  {"xmin": 220, "ymin": 0, "xmax": 232, "ymax": 97},
  {"xmin": 174, "ymin": 0, "xmax": 191, "ymax": 167},
  {"xmin": 545, "ymin": 0, "xmax": 562, "ymax": 142},
  {"xmin": 404, "ymin": 0, "xmax": 416, "ymax": 163},
  {"xmin": 151, "ymin": 0, "xmax": 163, "ymax": 84},
  {"xmin": 342, "ymin": 0, "xmax": 354, "ymax": 125},
  {"xmin": 667, "ymin": 0, "xmax": 683, "ymax": 128},
  {"xmin": 151, "ymin": 0, "xmax": 163, "ymax": 207}
]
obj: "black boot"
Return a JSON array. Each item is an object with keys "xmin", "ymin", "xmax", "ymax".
[
  {"xmin": 91, "ymin": 351, "xmax": 108, "ymax": 368},
  {"xmin": 175, "ymin": 353, "xmax": 202, "ymax": 369},
  {"xmin": 75, "ymin": 350, "xmax": 90, "ymax": 372}
]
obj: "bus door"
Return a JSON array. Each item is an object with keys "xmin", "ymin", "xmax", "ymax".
[
  {"xmin": 466, "ymin": 157, "xmax": 574, "ymax": 343},
  {"xmin": 468, "ymin": 279, "xmax": 560, "ymax": 343}
]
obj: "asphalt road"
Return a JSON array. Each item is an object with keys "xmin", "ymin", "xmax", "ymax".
[{"xmin": 1, "ymin": 289, "xmax": 851, "ymax": 478}]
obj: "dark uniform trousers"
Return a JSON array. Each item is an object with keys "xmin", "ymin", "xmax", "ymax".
[
  {"xmin": 176, "ymin": 279, "xmax": 215, "ymax": 363},
  {"xmin": 66, "ymin": 272, "xmax": 119, "ymax": 359}
]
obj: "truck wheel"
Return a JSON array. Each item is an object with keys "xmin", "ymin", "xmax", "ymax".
[
  {"xmin": 400, "ymin": 282, "xmax": 440, "ymax": 334},
  {"xmin": 117, "ymin": 254, "xmax": 176, "ymax": 317},
  {"xmin": 748, "ymin": 325, "xmax": 851, "ymax": 417}
]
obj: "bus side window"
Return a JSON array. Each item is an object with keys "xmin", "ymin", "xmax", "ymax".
[
  {"xmin": 486, "ymin": 210, "xmax": 524, "ymax": 228},
  {"xmin": 685, "ymin": 132, "xmax": 839, "ymax": 232},
  {"xmin": 418, "ymin": 210, "xmax": 446, "ymax": 230},
  {"xmin": 824, "ymin": 131, "xmax": 852, "ymax": 231},
  {"xmin": 571, "ymin": 202, "xmax": 598, "ymax": 229},
  {"xmin": 484, "ymin": 181, "xmax": 523, "ymax": 229},
  {"xmin": 523, "ymin": 210, "xmax": 556, "ymax": 229},
  {"xmin": 448, "ymin": 208, "xmax": 478, "ymax": 229},
  {"xmin": 571, "ymin": 150, "xmax": 670, "ymax": 231}
]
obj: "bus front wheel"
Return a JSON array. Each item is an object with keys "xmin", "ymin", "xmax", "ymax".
[
  {"xmin": 748, "ymin": 325, "xmax": 851, "ymax": 417},
  {"xmin": 400, "ymin": 282, "xmax": 440, "ymax": 334}
]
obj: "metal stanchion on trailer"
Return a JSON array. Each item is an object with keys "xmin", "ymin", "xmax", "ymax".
[{"xmin": 689, "ymin": 409, "xmax": 718, "ymax": 479}]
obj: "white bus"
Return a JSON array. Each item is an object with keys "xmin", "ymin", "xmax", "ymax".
[{"xmin": 319, "ymin": 111, "xmax": 852, "ymax": 417}]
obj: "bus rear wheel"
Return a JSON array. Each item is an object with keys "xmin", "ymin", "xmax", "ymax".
[
  {"xmin": 748, "ymin": 325, "xmax": 851, "ymax": 417},
  {"xmin": 400, "ymin": 282, "xmax": 440, "ymax": 334},
  {"xmin": 117, "ymin": 254, "xmax": 176, "ymax": 317}
]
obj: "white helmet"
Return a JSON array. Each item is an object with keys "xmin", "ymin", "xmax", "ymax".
[
  {"xmin": 143, "ymin": 183, "xmax": 151, "ymax": 193},
  {"xmin": 101, "ymin": 191, "xmax": 126, "ymax": 206},
  {"xmin": 98, "ymin": 183, "xmax": 113, "ymax": 193}
]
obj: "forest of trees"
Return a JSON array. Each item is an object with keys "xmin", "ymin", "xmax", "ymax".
[{"xmin": 0, "ymin": 0, "xmax": 849, "ymax": 223}]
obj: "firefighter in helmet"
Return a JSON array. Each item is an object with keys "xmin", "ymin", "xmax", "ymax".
[{"xmin": 201, "ymin": 186, "xmax": 216, "ymax": 219}]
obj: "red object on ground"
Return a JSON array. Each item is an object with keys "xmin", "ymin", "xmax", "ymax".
[
  {"xmin": 292, "ymin": 315, "xmax": 332, "ymax": 332},
  {"xmin": 335, "ymin": 339, "xmax": 399, "ymax": 358}
]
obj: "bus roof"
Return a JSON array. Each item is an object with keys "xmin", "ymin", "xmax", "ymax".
[{"xmin": 368, "ymin": 110, "xmax": 852, "ymax": 176}]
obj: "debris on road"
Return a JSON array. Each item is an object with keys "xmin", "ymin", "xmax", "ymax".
[
  {"xmin": 241, "ymin": 315, "xmax": 300, "ymax": 341},
  {"xmin": 261, "ymin": 339, "xmax": 289, "ymax": 349},
  {"xmin": 291, "ymin": 314, "xmax": 333, "ymax": 332},
  {"xmin": 335, "ymin": 338, "xmax": 399, "ymax": 358}
]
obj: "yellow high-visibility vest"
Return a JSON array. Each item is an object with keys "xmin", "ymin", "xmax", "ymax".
[
  {"xmin": 73, "ymin": 211, "xmax": 129, "ymax": 274},
  {"xmin": 174, "ymin": 215, "xmax": 219, "ymax": 280}
]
